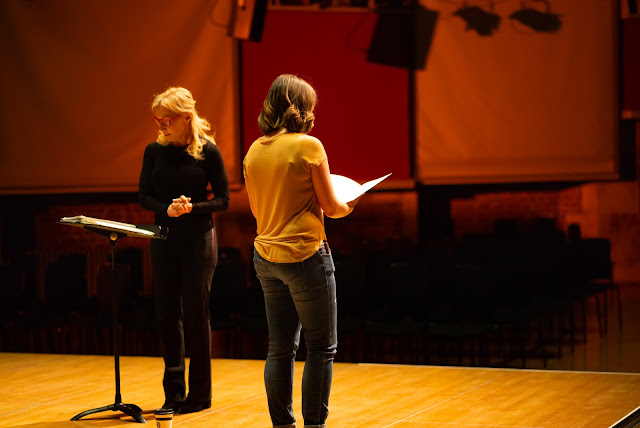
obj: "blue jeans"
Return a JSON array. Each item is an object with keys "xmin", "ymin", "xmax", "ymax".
[{"xmin": 253, "ymin": 244, "xmax": 338, "ymax": 428}]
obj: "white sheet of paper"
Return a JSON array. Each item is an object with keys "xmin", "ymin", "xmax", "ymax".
[{"xmin": 330, "ymin": 173, "xmax": 392, "ymax": 203}]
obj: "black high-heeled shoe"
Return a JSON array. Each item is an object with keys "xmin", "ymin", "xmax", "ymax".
[
  {"xmin": 161, "ymin": 398, "xmax": 184, "ymax": 413},
  {"xmin": 178, "ymin": 398, "xmax": 211, "ymax": 414}
]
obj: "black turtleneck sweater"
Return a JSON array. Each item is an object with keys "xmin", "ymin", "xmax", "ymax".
[{"xmin": 138, "ymin": 139, "xmax": 230, "ymax": 237}]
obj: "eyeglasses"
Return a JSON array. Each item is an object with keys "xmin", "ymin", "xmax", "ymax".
[{"xmin": 153, "ymin": 113, "xmax": 182, "ymax": 127}]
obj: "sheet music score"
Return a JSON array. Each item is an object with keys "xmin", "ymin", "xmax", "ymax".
[
  {"xmin": 60, "ymin": 215, "xmax": 156, "ymax": 237},
  {"xmin": 330, "ymin": 173, "xmax": 392, "ymax": 203}
]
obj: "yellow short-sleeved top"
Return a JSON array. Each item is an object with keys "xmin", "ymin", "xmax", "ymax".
[{"xmin": 243, "ymin": 132, "xmax": 328, "ymax": 263}]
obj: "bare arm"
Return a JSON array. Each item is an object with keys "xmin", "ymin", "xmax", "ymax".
[{"xmin": 311, "ymin": 159, "xmax": 360, "ymax": 219}]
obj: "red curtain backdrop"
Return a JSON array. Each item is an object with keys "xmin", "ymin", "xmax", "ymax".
[
  {"xmin": 0, "ymin": 1, "xmax": 624, "ymax": 192},
  {"xmin": 622, "ymin": 17, "xmax": 640, "ymax": 111},
  {"xmin": 415, "ymin": 0, "xmax": 619, "ymax": 184},
  {"xmin": 240, "ymin": 10, "xmax": 411, "ymax": 183},
  {"xmin": 0, "ymin": 1, "xmax": 239, "ymax": 194}
]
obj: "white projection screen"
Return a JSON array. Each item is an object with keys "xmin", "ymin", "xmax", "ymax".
[
  {"xmin": 0, "ymin": 1, "xmax": 620, "ymax": 192},
  {"xmin": 0, "ymin": 1, "xmax": 239, "ymax": 194},
  {"xmin": 415, "ymin": 0, "xmax": 619, "ymax": 184}
]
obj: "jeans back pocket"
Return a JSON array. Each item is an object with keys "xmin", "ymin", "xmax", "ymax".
[{"xmin": 320, "ymin": 253, "xmax": 335, "ymax": 276}]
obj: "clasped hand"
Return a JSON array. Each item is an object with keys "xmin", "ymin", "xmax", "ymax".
[{"xmin": 167, "ymin": 195, "xmax": 192, "ymax": 217}]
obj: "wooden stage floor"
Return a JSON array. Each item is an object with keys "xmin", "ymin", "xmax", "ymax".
[{"xmin": 2, "ymin": 353, "xmax": 639, "ymax": 428}]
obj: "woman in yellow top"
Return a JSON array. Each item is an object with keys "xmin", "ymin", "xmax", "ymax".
[{"xmin": 243, "ymin": 74, "xmax": 360, "ymax": 428}]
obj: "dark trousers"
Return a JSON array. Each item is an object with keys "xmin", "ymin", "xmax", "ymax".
[{"xmin": 151, "ymin": 227, "xmax": 217, "ymax": 402}]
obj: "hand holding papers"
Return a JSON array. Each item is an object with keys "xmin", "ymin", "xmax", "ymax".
[{"xmin": 330, "ymin": 173, "xmax": 392, "ymax": 203}]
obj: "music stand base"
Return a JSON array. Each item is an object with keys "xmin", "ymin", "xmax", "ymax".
[{"xmin": 71, "ymin": 402, "xmax": 146, "ymax": 423}]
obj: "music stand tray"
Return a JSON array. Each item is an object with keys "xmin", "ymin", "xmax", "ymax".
[{"xmin": 59, "ymin": 215, "xmax": 168, "ymax": 424}]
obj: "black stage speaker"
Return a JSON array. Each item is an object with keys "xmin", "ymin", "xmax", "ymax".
[
  {"xmin": 366, "ymin": 4, "xmax": 438, "ymax": 70},
  {"xmin": 228, "ymin": 0, "xmax": 268, "ymax": 42}
]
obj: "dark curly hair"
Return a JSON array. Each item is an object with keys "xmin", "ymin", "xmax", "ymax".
[{"xmin": 257, "ymin": 74, "xmax": 317, "ymax": 135}]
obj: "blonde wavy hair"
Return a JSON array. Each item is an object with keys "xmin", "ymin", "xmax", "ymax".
[
  {"xmin": 258, "ymin": 74, "xmax": 316, "ymax": 135},
  {"xmin": 152, "ymin": 87, "xmax": 215, "ymax": 160}
]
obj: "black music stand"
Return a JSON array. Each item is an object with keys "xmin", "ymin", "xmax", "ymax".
[{"xmin": 59, "ymin": 216, "xmax": 168, "ymax": 424}]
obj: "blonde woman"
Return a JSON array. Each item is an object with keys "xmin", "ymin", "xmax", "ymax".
[
  {"xmin": 139, "ymin": 87, "xmax": 229, "ymax": 414},
  {"xmin": 244, "ymin": 74, "xmax": 360, "ymax": 428}
]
